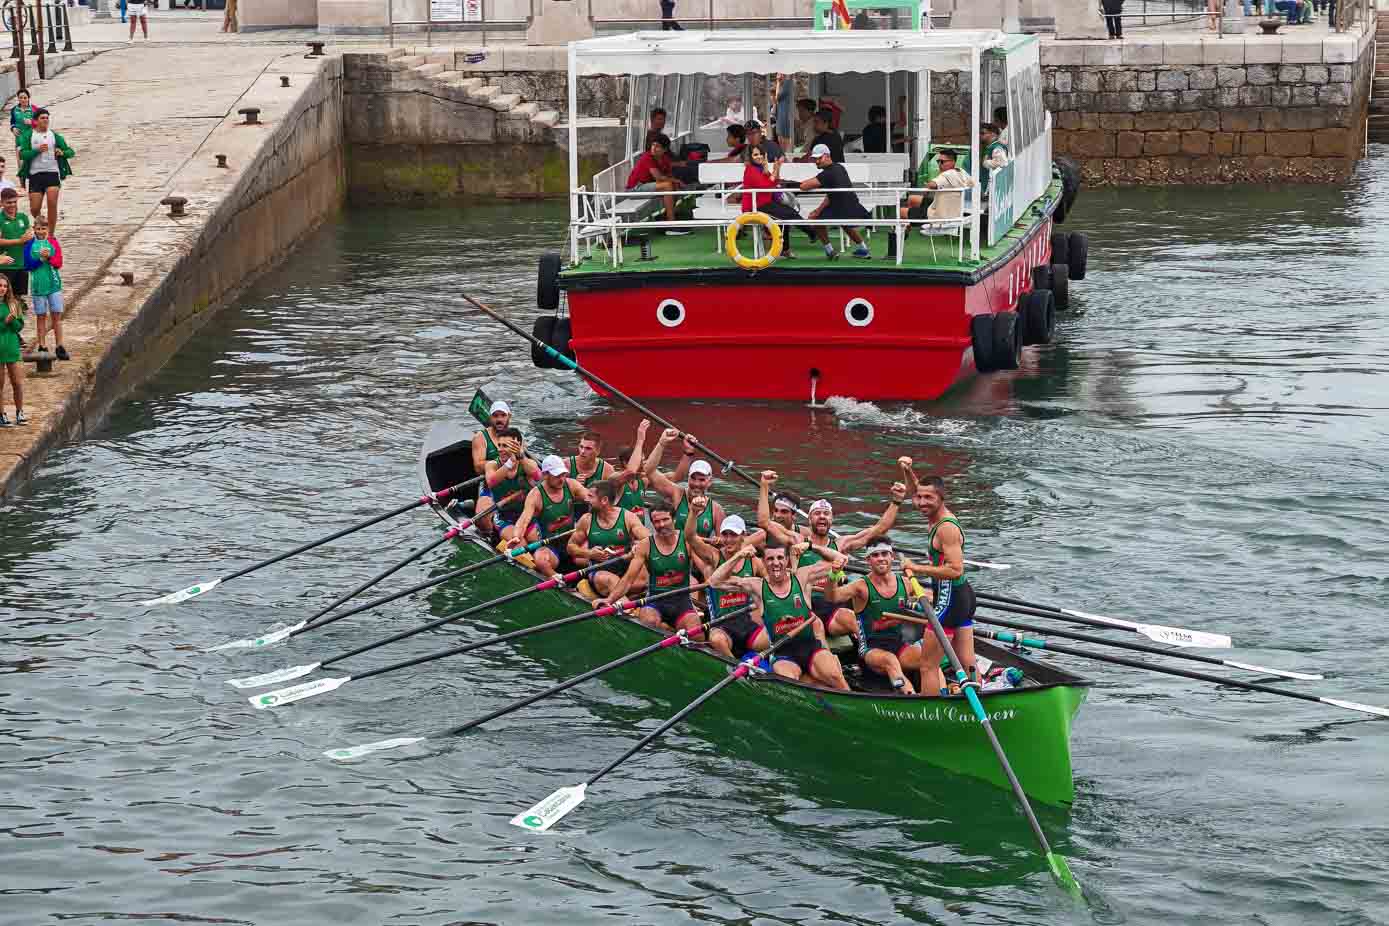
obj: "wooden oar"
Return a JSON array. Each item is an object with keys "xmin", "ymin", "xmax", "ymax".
[
  {"xmin": 975, "ymin": 591, "xmax": 1233, "ymax": 649},
  {"xmin": 324, "ymin": 605, "xmax": 753, "ymax": 761},
  {"xmin": 245, "ymin": 584, "xmax": 708, "ymax": 710},
  {"xmin": 229, "ymin": 549, "xmax": 626, "ymax": 689},
  {"xmin": 973, "ymin": 628, "xmax": 1389, "ymax": 720},
  {"xmin": 142, "ymin": 475, "xmax": 482, "ymax": 607},
  {"xmin": 509, "ymin": 619, "xmax": 816, "ymax": 833},
  {"xmin": 215, "ymin": 529, "xmax": 577, "ymax": 656},
  {"xmin": 462, "ymin": 293, "xmax": 1010, "ymax": 571},
  {"xmin": 912, "ymin": 609, "xmax": 1082, "ymax": 897}
]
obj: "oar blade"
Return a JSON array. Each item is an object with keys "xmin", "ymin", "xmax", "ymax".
[
  {"xmin": 510, "ymin": 784, "xmax": 588, "ymax": 833},
  {"xmin": 966, "ymin": 560, "xmax": 1011, "ymax": 571},
  {"xmin": 1320, "ymin": 697, "xmax": 1389, "ymax": 719},
  {"xmin": 206, "ymin": 620, "xmax": 308, "ymax": 654},
  {"xmin": 324, "ymin": 737, "xmax": 428, "ymax": 761},
  {"xmin": 142, "ymin": 578, "xmax": 221, "ymax": 608},
  {"xmin": 227, "ymin": 661, "xmax": 321, "ymax": 690},
  {"xmin": 1046, "ymin": 852, "xmax": 1083, "ymax": 899},
  {"xmin": 248, "ymin": 675, "xmax": 349, "ymax": 709},
  {"xmin": 1224, "ymin": 660, "xmax": 1323, "ymax": 682},
  {"xmin": 1135, "ymin": 623, "xmax": 1232, "ymax": 650}
]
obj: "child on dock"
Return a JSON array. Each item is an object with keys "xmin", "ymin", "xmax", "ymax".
[
  {"xmin": 0, "ymin": 272, "xmax": 26, "ymax": 426},
  {"xmin": 25, "ymin": 217, "xmax": 66, "ymax": 360}
]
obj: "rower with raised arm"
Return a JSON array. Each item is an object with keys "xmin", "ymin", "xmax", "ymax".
[
  {"xmin": 710, "ymin": 539, "xmax": 850, "ymax": 690},
  {"xmin": 756, "ymin": 469, "xmax": 906, "ymax": 639},
  {"xmin": 613, "ymin": 419, "xmax": 652, "ymax": 519},
  {"xmin": 509, "ymin": 455, "xmax": 594, "ymax": 578},
  {"xmin": 643, "ymin": 427, "xmax": 726, "ymax": 538},
  {"xmin": 683, "ymin": 496, "xmax": 769, "ymax": 659},
  {"xmin": 831, "ymin": 540, "xmax": 925, "ymax": 695},
  {"xmin": 479, "ymin": 427, "xmax": 540, "ymax": 542},
  {"xmin": 898, "ymin": 457, "xmax": 979, "ymax": 686},
  {"xmin": 568, "ymin": 478, "xmax": 650, "ymax": 599},
  {"xmin": 567, "ymin": 430, "xmax": 613, "ymax": 490},
  {"xmin": 598, "ymin": 501, "xmax": 702, "ymax": 636}
]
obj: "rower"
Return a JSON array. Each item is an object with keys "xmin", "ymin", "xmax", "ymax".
[
  {"xmin": 568, "ymin": 431, "xmax": 612, "ymax": 489},
  {"xmin": 471, "ymin": 399, "xmax": 518, "ymax": 473},
  {"xmin": 756, "ymin": 470, "xmax": 906, "ymax": 638},
  {"xmin": 682, "ymin": 497, "xmax": 769, "ymax": 659},
  {"xmin": 508, "ymin": 455, "xmax": 593, "ymax": 577},
  {"xmin": 899, "ymin": 458, "xmax": 979, "ymax": 686},
  {"xmin": 599, "ymin": 501, "xmax": 701, "ymax": 636},
  {"xmin": 710, "ymin": 540, "xmax": 850, "ymax": 690},
  {"xmin": 567, "ymin": 478, "xmax": 649, "ymax": 598},
  {"xmin": 613, "ymin": 419, "xmax": 652, "ymax": 519},
  {"xmin": 478, "ymin": 427, "xmax": 539, "ymax": 541},
  {"xmin": 830, "ymin": 540, "xmax": 924, "ymax": 695},
  {"xmin": 644, "ymin": 427, "xmax": 725, "ymax": 538}
]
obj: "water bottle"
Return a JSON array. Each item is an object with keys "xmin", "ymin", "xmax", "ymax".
[{"xmin": 1004, "ymin": 667, "xmax": 1025, "ymax": 688}]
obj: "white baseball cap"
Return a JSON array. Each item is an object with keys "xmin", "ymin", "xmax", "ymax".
[
  {"xmin": 808, "ymin": 499, "xmax": 833, "ymax": 515},
  {"xmin": 489, "ymin": 400, "xmax": 511, "ymax": 415},
  {"xmin": 540, "ymin": 454, "xmax": 569, "ymax": 476},
  {"xmin": 689, "ymin": 460, "xmax": 713, "ymax": 477},
  {"xmin": 720, "ymin": 515, "xmax": 747, "ymax": 535},
  {"xmin": 810, "ymin": 143, "xmax": 832, "ymax": 159}
]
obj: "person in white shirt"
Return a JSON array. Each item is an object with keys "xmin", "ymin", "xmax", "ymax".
[
  {"xmin": 899, "ymin": 148, "xmax": 976, "ymax": 226},
  {"xmin": 128, "ymin": 0, "xmax": 149, "ymax": 39},
  {"xmin": 0, "ymin": 157, "xmax": 16, "ymax": 195}
]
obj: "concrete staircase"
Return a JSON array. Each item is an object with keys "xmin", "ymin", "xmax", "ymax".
[
  {"xmin": 383, "ymin": 48, "xmax": 561, "ymax": 134},
  {"xmin": 1369, "ymin": 12, "xmax": 1389, "ymax": 142}
]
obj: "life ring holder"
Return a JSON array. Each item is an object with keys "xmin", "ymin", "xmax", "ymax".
[{"xmin": 724, "ymin": 212, "xmax": 783, "ymax": 270}]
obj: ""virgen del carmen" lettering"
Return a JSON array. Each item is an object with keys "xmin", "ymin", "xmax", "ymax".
[{"xmin": 871, "ymin": 702, "xmax": 1020, "ymax": 725}]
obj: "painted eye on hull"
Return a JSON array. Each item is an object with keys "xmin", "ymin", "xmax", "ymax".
[
  {"xmin": 844, "ymin": 298, "xmax": 874, "ymax": 327},
  {"xmin": 657, "ymin": 299, "xmax": 686, "ymax": 327}
]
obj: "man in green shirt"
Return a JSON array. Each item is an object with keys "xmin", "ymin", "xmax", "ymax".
[{"xmin": 0, "ymin": 187, "xmax": 32, "ymax": 301}]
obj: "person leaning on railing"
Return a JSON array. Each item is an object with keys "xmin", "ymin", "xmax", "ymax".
[{"xmin": 741, "ymin": 144, "xmax": 804, "ymax": 260}]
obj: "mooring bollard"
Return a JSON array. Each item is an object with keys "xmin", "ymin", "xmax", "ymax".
[
  {"xmin": 306, "ymin": 41, "xmax": 325, "ymax": 56},
  {"xmin": 161, "ymin": 196, "xmax": 188, "ymax": 217},
  {"xmin": 238, "ymin": 107, "xmax": 261, "ymax": 125},
  {"xmin": 215, "ymin": 154, "xmax": 228, "ymax": 168},
  {"xmin": 120, "ymin": 271, "xmax": 135, "ymax": 286},
  {"xmin": 23, "ymin": 351, "xmax": 55, "ymax": 374},
  {"xmin": 280, "ymin": 75, "xmax": 290, "ymax": 87}
]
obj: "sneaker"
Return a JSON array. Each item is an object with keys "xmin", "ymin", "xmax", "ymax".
[
  {"xmin": 852, "ymin": 246, "xmax": 871, "ymax": 259},
  {"xmin": 0, "ymin": 412, "xmax": 9, "ymax": 427},
  {"xmin": 14, "ymin": 410, "xmax": 27, "ymax": 425},
  {"xmin": 665, "ymin": 228, "xmax": 691, "ymax": 236},
  {"xmin": 55, "ymin": 345, "xmax": 70, "ymax": 361},
  {"xmin": 36, "ymin": 345, "xmax": 49, "ymax": 355}
]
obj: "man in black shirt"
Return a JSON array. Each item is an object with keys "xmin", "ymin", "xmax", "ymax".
[
  {"xmin": 799, "ymin": 144, "xmax": 871, "ymax": 259},
  {"xmin": 799, "ymin": 109, "xmax": 845, "ymax": 163},
  {"xmin": 861, "ymin": 105, "xmax": 888, "ymax": 153}
]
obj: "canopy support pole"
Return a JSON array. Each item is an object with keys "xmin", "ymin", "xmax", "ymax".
[
  {"xmin": 969, "ymin": 46, "xmax": 981, "ymax": 262},
  {"xmin": 568, "ymin": 44, "xmax": 580, "ymax": 265}
]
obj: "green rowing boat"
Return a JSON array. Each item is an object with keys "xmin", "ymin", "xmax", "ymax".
[{"xmin": 420, "ymin": 421, "xmax": 1090, "ymax": 807}]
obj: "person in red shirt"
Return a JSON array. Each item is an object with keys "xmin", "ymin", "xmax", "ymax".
[
  {"xmin": 625, "ymin": 133, "xmax": 687, "ymax": 234},
  {"xmin": 740, "ymin": 144, "xmax": 804, "ymax": 259}
]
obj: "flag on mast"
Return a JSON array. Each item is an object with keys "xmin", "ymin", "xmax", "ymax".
[{"xmin": 832, "ymin": 0, "xmax": 851, "ymax": 26}]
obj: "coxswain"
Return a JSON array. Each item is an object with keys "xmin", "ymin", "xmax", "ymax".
[
  {"xmin": 831, "ymin": 540, "xmax": 924, "ymax": 695},
  {"xmin": 756, "ymin": 470, "xmax": 906, "ymax": 638},
  {"xmin": 471, "ymin": 399, "xmax": 518, "ymax": 472},
  {"xmin": 899, "ymin": 458, "xmax": 978, "ymax": 686},
  {"xmin": 710, "ymin": 540, "xmax": 850, "ymax": 690},
  {"xmin": 567, "ymin": 478, "xmax": 649, "ymax": 598},
  {"xmin": 599, "ymin": 501, "xmax": 701, "ymax": 636},
  {"xmin": 567, "ymin": 431, "xmax": 612, "ymax": 489},
  {"xmin": 478, "ymin": 427, "xmax": 539, "ymax": 540},
  {"xmin": 644, "ymin": 427, "xmax": 725, "ymax": 538},
  {"xmin": 682, "ymin": 496, "xmax": 769, "ymax": 659},
  {"xmin": 508, "ymin": 455, "xmax": 593, "ymax": 577}
]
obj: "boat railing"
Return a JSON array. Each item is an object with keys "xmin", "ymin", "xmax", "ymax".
[{"xmin": 571, "ymin": 183, "xmax": 977, "ymax": 268}]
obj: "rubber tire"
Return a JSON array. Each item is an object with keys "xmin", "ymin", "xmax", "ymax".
[
  {"xmin": 1067, "ymin": 231, "xmax": 1089, "ymax": 281},
  {"xmin": 1050, "ymin": 231, "xmax": 1069, "ymax": 267},
  {"xmin": 992, "ymin": 311, "xmax": 1022, "ymax": 371},
  {"xmin": 1020, "ymin": 290, "xmax": 1056, "ymax": 346},
  {"xmin": 532, "ymin": 316, "xmax": 560, "ymax": 369},
  {"xmin": 1051, "ymin": 263, "xmax": 1071, "ymax": 311},
  {"xmin": 1032, "ymin": 264, "xmax": 1053, "ymax": 293},
  {"xmin": 537, "ymin": 252, "xmax": 562, "ymax": 312},
  {"xmin": 1053, "ymin": 196, "xmax": 1068, "ymax": 225},
  {"xmin": 550, "ymin": 317, "xmax": 576, "ymax": 368},
  {"xmin": 971, "ymin": 313, "xmax": 997, "ymax": 374}
]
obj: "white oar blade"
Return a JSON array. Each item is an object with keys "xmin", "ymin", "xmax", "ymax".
[
  {"xmin": 966, "ymin": 560, "xmax": 1010, "ymax": 570},
  {"xmin": 323, "ymin": 737, "xmax": 428, "ymax": 761},
  {"xmin": 1320, "ymin": 697, "xmax": 1389, "ymax": 719},
  {"xmin": 1136, "ymin": 623, "xmax": 1233, "ymax": 650},
  {"xmin": 510, "ymin": 784, "xmax": 588, "ymax": 833},
  {"xmin": 228, "ymin": 662, "xmax": 321, "ymax": 690},
  {"xmin": 248, "ymin": 675, "xmax": 349, "ymax": 710},
  {"xmin": 142, "ymin": 578, "xmax": 221, "ymax": 608},
  {"xmin": 1224, "ymin": 660, "xmax": 1323, "ymax": 682},
  {"xmin": 206, "ymin": 620, "xmax": 309, "ymax": 654}
]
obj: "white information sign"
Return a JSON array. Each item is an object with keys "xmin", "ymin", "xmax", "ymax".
[{"xmin": 431, "ymin": 0, "xmax": 463, "ymax": 22}]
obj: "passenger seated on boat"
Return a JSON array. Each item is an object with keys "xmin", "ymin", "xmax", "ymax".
[
  {"xmin": 899, "ymin": 148, "xmax": 975, "ymax": 227},
  {"xmin": 507, "ymin": 454, "xmax": 594, "ymax": 577},
  {"xmin": 682, "ymin": 501, "xmax": 770, "ymax": 660},
  {"xmin": 478, "ymin": 427, "xmax": 539, "ymax": 540},
  {"xmin": 860, "ymin": 105, "xmax": 888, "ymax": 154},
  {"xmin": 744, "ymin": 120, "xmax": 784, "ymax": 165},
  {"xmin": 980, "ymin": 123, "xmax": 1010, "ymax": 196},
  {"xmin": 648, "ymin": 107, "xmax": 668, "ymax": 136},
  {"xmin": 795, "ymin": 98, "xmax": 818, "ymax": 152},
  {"xmin": 800, "ymin": 144, "xmax": 871, "ymax": 260},
  {"xmin": 797, "ymin": 109, "xmax": 845, "ymax": 163},
  {"xmin": 626, "ymin": 133, "xmax": 689, "ymax": 233},
  {"xmin": 567, "ymin": 477, "xmax": 649, "ymax": 598},
  {"xmin": 741, "ymin": 144, "xmax": 804, "ymax": 259},
  {"xmin": 714, "ymin": 124, "xmax": 747, "ymax": 163},
  {"xmin": 830, "ymin": 541, "xmax": 927, "ymax": 696}
]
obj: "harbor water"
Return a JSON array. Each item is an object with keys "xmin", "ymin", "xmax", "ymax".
[{"xmin": 3, "ymin": 156, "xmax": 1388, "ymax": 924}]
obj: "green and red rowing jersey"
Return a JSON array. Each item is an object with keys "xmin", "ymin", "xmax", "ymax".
[
  {"xmin": 568, "ymin": 456, "xmax": 609, "ymax": 488},
  {"xmin": 648, "ymin": 532, "xmax": 693, "ymax": 592},
  {"xmin": 674, "ymin": 493, "xmax": 716, "ymax": 538},
  {"xmin": 711, "ymin": 553, "xmax": 754, "ymax": 618},
  {"xmin": 760, "ymin": 575, "xmax": 813, "ymax": 642},
  {"xmin": 928, "ymin": 516, "xmax": 967, "ymax": 588},
  {"xmin": 538, "ymin": 480, "xmax": 575, "ymax": 537},
  {"xmin": 796, "ymin": 536, "xmax": 843, "ymax": 600},
  {"xmin": 490, "ymin": 463, "xmax": 529, "ymax": 515},
  {"xmin": 858, "ymin": 574, "xmax": 910, "ymax": 643},
  {"xmin": 481, "ymin": 428, "xmax": 501, "ymax": 463},
  {"xmin": 587, "ymin": 508, "xmax": 632, "ymax": 556},
  {"xmin": 618, "ymin": 477, "xmax": 646, "ymax": 517}
]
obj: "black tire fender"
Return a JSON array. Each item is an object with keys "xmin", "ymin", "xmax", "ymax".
[
  {"xmin": 1050, "ymin": 231, "xmax": 1069, "ymax": 267},
  {"xmin": 992, "ymin": 311, "xmax": 1022, "ymax": 371},
  {"xmin": 1067, "ymin": 231, "xmax": 1089, "ymax": 281},
  {"xmin": 532, "ymin": 316, "xmax": 559, "ymax": 369},
  {"xmin": 550, "ymin": 317, "xmax": 576, "ymax": 367},
  {"xmin": 537, "ymin": 253, "xmax": 562, "ymax": 312},
  {"xmin": 1051, "ymin": 263, "xmax": 1071, "ymax": 311},
  {"xmin": 971, "ymin": 313, "xmax": 997, "ymax": 374},
  {"xmin": 1032, "ymin": 264, "xmax": 1053, "ymax": 293},
  {"xmin": 1020, "ymin": 290, "xmax": 1056, "ymax": 346}
]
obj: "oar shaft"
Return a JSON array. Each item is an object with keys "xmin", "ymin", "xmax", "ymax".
[
  {"xmin": 977, "ymin": 598, "xmax": 1144, "ymax": 637},
  {"xmin": 304, "ymin": 534, "xmax": 452, "ymax": 626}
]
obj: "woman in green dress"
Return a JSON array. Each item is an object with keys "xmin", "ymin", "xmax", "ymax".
[
  {"xmin": 0, "ymin": 272, "xmax": 27, "ymax": 426},
  {"xmin": 9, "ymin": 90, "xmax": 34, "ymax": 191}
]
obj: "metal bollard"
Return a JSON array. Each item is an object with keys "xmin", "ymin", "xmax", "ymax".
[
  {"xmin": 214, "ymin": 154, "xmax": 228, "ymax": 168},
  {"xmin": 120, "ymin": 271, "xmax": 135, "ymax": 286},
  {"xmin": 237, "ymin": 107, "xmax": 261, "ymax": 125},
  {"xmin": 161, "ymin": 196, "xmax": 188, "ymax": 217},
  {"xmin": 280, "ymin": 75, "xmax": 290, "ymax": 87},
  {"xmin": 306, "ymin": 41, "xmax": 325, "ymax": 56}
]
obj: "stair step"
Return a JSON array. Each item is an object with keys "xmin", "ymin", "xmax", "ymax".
[
  {"xmin": 532, "ymin": 109, "xmax": 561, "ymax": 128},
  {"xmin": 437, "ymin": 70, "xmax": 465, "ymax": 82},
  {"xmin": 453, "ymin": 76, "xmax": 486, "ymax": 91},
  {"xmin": 412, "ymin": 63, "xmax": 446, "ymax": 77},
  {"xmin": 390, "ymin": 55, "xmax": 426, "ymax": 70},
  {"xmin": 488, "ymin": 92, "xmax": 522, "ymax": 111},
  {"xmin": 470, "ymin": 85, "xmax": 500, "ymax": 101}
]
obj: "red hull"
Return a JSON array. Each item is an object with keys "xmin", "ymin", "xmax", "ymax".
[{"xmin": 565, "ymin": 220, "xmax": 1054, "ymax": 402}]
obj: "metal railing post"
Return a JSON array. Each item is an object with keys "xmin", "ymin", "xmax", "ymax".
[
  {"xmin": 27, "ymin": 0, "xmax": 41, "ymax": 60},
  {"xmin": 44, "ymin": 1, "xmax": 57, "ymax": 54},
  {"xmin": 7, "ymin": 2, "xmax": 22, "ymax": 59},
  {"xmin": 59, "ymin": 1, "xmax": 71, "ymax": 50}
]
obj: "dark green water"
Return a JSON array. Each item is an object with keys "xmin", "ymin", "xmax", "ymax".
[{"xmin": 4, "ymin": 158, "xmax": 1389, "ymax": 924}]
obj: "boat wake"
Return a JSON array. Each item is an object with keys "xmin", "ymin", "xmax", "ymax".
[{"xmin": 823, "ymin": 396, "xmax": 981, "ymax": 442}]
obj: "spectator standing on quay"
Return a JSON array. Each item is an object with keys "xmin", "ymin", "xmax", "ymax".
[
  {"xmin": 0, "ymin": 272, "xmax": 27, "ymax": 427},
  {"xmin": 19, "ymin": 109, "xmax": 74, "ymax": 233},
  {"xmin": 25, "ymin": 217, "xmax": 66, "ymax": 360},
  {"xmin": 0, "ymin": 188, "xmax": 32, "ymax": 305},
  {"xmin": 222, "ymin": 0, "xmax": 239, "ymax": 31},
  {"xmin": 1103, "ymin": 0, "xmax": 1123, "ymax": 38},
  {"xmin": 9, "ymin": 89, "xmax": 34, "ymax": 188},
  {"xmin": 659, "ymin": 0, "xmax": 683, "ymax": 30},
  {"xmin": 0, "ymin": 156, "xmax": 17, "ymax": 195},
  {"xmin": 128, "ymin": 0, "xmax": 150, "ymax": 40}
]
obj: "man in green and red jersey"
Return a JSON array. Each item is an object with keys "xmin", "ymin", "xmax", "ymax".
[
  {"xmin": 831, "ymin": 540, "xmax": 925, "ymax": 695},
  {"xmin": 644, "ymin": 426, "xmax": 725, "ymax": 539},
  {"xmin": 480, "ymin": 427, "xmax": 539, "ymax": 542},
  {"xmin": 600, "ymin": 501, "xmax": 700, "ymax": 635},
  {"xmin": 509, "ymin": 454, "xmax": 593, "ymax": 578},
  {"xmin": 472, "ymin": 399, "xmax": 519, "ymax": 473},
  {"xmin": 711, "ymin": 539, "xmax": 850, "ymax": 690},
  {"xmin": 682, "ymin": 496, "xmax": 768, "ymax": 659},
  {"xmin": 567, "ymin": 477, "xmax": 649, "ymax": 598}
]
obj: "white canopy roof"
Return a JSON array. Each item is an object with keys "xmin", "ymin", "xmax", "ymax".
[{"xmin": 569, "ymin": 29, "xmax": 1012, "ymax": 77}]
